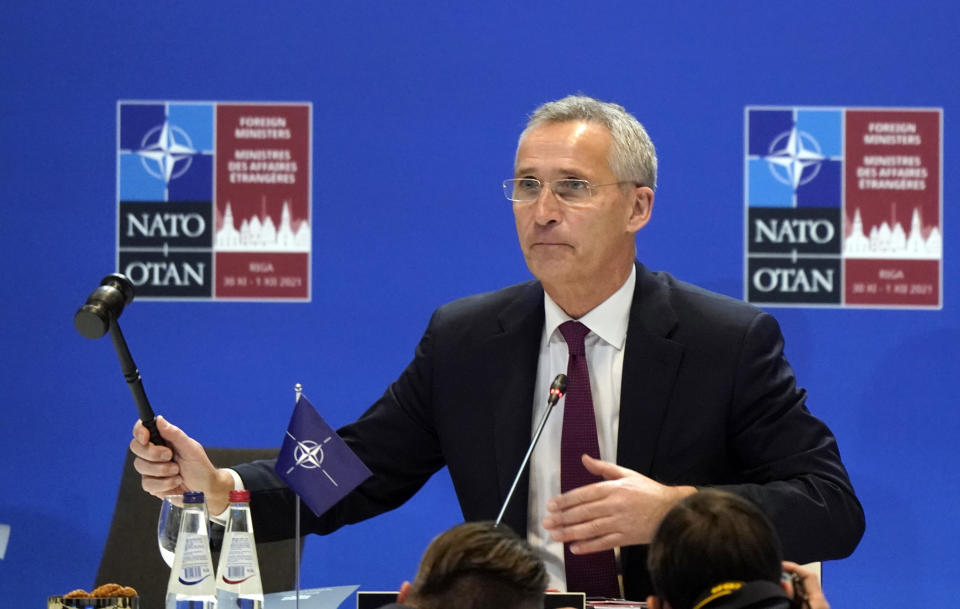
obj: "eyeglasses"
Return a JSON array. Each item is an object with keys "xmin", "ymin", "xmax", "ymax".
[{"xmin": 502, "ymin": 178, "xmax": 638, "ymax": 204}]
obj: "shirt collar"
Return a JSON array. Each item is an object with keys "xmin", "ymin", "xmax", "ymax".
[{"xmin": 543, "ymin": 264, "xmax": 636, "ymax": 350}]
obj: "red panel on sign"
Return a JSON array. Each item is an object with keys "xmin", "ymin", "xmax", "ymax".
[
  {"xmin": 843, "ymin": 110, "xmax": 941, "ymax": 307},
  {"xmin": 214, "ymin": 104, "xmax": 311, "ymax": 300}
]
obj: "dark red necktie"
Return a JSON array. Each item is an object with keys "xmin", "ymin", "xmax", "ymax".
[{"xmin": 558, "ymin": 321, "xmax": 620, "ymax": 598}]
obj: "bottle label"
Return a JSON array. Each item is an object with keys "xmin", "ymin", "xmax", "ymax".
[
  {"xmin": 178, "ymin": 536, "xmax": 214, "ymax": 585},
  {"xmin": 221, "ymin": 536, "xmax": 256, "ymax": 583}
]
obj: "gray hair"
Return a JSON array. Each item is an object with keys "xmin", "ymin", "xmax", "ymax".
[{"xmin": 517, "ymin": 95, "xmax": 658, "ymax": 190}]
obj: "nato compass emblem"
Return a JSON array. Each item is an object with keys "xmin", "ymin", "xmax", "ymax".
[
  {"xmin": 763, "ymin": 127, "xmax": 825, "ymax": 189},
  {"xmin": 136, "ymin": 121, "xmax": 197, "ymax": 183},
  {"xmin": 284, "ymin": 431, "xmax": 340, "ymax": 486},
  {"xmin": 118, "ymin": 102, "xmax": 214, "ymax": 202}
]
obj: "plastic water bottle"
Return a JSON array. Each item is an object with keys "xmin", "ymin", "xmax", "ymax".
[
  {"xmin": 215, "ymin": 490, "xmax": 264, "ymax": 609},
  {"xmin": 166, "ymin": 490, "xmax": 217, "ymax": 609}
]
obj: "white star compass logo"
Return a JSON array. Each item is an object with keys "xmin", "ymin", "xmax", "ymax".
[
  {"xmin": 136, "ymin": 121, "xmax": 197, "ymax": 183},
  {"xmin": 284, "ymin": 431, "xmax": 340, "ymax": 486},
  {"xmin": 764, "ymin": 127, "xmax": 825, "ymax": 189}
]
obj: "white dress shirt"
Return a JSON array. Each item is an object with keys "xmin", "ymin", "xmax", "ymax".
[{"xmin": 526, "ymin": 265, "xmax": 636, "ymax": 591}]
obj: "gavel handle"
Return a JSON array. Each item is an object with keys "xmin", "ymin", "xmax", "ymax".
[{"xmin": 109, "ymin": 319, "xmax": 166, "ymax": 447}]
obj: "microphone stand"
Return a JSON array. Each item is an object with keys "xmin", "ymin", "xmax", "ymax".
[{"xmin": 495, "ymin": 396, "xmax": 559, "ymax": 527}]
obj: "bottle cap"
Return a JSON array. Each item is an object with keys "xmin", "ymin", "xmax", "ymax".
[
  {"xmin": 229, "ymin": 490, "xmax": 251, "ymax": 503},
  {"xmin": 183, "ymin": 490, "xmax": 205, "ymax": 504}
]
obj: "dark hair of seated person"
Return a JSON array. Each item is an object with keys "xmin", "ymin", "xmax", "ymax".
[
  {"xmin": 404, "ymin": 521, "xmax": 548, "ymax": 609},
  {"xmin": 647, "ymin": 489, "xmax": 790, "ymax": 609}
]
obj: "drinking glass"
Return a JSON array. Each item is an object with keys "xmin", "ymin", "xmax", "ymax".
[{"xmin": 157, "ymin": 494, "xmax": 184, "ymax": 566}]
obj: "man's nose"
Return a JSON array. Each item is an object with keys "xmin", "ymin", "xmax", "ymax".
[{"xmin": 532, "ymin": 185, "xmax": 563, "ymax": 225}]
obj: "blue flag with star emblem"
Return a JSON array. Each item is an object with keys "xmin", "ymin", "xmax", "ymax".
[{"xmin": 275, "ymin": 394, "xmax": 372, "ymax": 516}]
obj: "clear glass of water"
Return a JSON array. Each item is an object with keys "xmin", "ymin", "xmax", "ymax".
[{"xmin": 157, "ymin": 494, "xmax": 185, "ymax": 566}]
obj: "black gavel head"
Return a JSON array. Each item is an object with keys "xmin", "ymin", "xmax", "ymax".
[{"xmin": 74, "ymin": 273, "xmax": 136, "ymax": 339}]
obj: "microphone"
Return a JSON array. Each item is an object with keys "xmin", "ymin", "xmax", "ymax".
[
  {"xmin": 74, "ymin": 273, "xmax": 166, "ymax": 447},
  {"xmin": 495, "ymin": 373, "xmax": 567, "ymax": 527}
]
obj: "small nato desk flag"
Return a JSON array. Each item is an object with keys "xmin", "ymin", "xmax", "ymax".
[{"xmin": 275, "ymin": 394, "xmax": 372, "ymax": 517}]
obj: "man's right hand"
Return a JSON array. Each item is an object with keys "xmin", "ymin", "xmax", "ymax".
[{"xmin": 129, "ymin": 415, "xmax": 235, "ymax": 515}]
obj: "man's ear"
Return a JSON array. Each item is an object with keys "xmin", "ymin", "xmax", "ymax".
[
  {"xmin": 626, "ymin": 186, "xmax": 654, "ymax": 233},
  {"xmin": 397, "ymin": 581, "xmax": 412, "ymax": 603}
]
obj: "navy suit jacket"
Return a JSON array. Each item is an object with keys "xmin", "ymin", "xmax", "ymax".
[{"xmin": 235, "ymin": 262, "xmax": 864, "ymax": 599}]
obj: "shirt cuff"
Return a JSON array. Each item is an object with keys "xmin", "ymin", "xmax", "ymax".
[{"xmin": 209, "ymin": 468, "xmax": 245, "ymax": 523}]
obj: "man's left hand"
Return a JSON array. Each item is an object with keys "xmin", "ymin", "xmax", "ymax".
[{"xmin": 542, "ymin": 454, "xmax": 696, "ymax": 554}]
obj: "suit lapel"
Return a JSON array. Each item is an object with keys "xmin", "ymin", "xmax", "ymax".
[
  {"xmin": 617, "ymin": 262, "xmax": 683, "ymax": 477},
  {"xmin": 482, "ymin": 282, "xmax": 544, "ymax": 533}
]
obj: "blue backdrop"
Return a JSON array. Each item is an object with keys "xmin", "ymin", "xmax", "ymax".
[{"xmin": 2, "ymin": 2, "xmax": 957, "ymax": 606}]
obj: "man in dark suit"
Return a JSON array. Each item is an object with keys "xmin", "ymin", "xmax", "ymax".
[{"xmin": 132, "ymin": 95, "xmax": 864, "ymax": 600}]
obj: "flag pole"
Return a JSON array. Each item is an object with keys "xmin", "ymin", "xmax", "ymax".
[
  {"xmin": 294, "ymin": 383, "xmax": 303, "ymax": 609},
  {"xmin": 276, "ymin": 382, "xmax": 371, "ymax": 607}
]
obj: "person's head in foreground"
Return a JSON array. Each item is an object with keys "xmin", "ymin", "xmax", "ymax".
[
  {"xmin": 395, "ymin": 521, "xmax": 548, "ymax": 609},
  {"xmin": 647, "ymin": 489, "xmax": 827, "ymax": 609}
]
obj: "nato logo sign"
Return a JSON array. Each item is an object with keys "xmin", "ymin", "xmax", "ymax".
[
  {"xmin": 117, "ymin": 101, "xmax": 312, "ymax": 300},
  {"xmin": 745, "ymin": 107, "xmax": 941, "ymax": 308}
]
